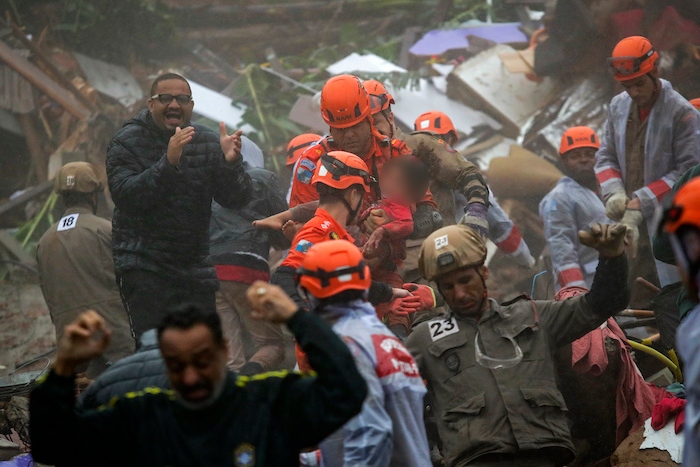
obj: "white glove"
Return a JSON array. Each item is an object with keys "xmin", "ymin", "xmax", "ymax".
[
  {"xmin": 619, "ymin": 209, "xmax": 643, "ymax": 258},
  {"xmin": 606, "ymin": 191, "xmax": 630, "ymax": 222}
]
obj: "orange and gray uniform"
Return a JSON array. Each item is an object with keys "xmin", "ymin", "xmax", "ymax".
[
  {"xmin": 37, "ymin": 206, "xmax": 134, "ymax": 377},
  {"xmin": 595, "ymin": 78, "xmax": 700, "ymax": 285}
]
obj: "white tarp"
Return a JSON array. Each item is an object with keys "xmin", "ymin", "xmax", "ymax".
[
  {"xmin": 389, "ymin": 78, "xmax": 502, "ymax": 137},
  {"xmin": 326, "ymin": 53, "xmax": 407, "ymax": 75},
  {"xmin": 74, "ymin": 53, "xmax": 143, "ymax": 107},
  {"xmin": 188, "ymin": 80, "xmax": 255, "ymax": 134}
]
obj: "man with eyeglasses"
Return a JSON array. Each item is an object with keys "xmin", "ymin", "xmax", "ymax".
[
  {"xmin": 106, "ymin": 72, "xmax": 252, "ymax": 339},
  {"xmin": 405, "ymin": 223, "xmax": 630, "ymax": 466},
  {"xmin": 595, "ymin": 36, "xmax": 700, "ymax": 303}
]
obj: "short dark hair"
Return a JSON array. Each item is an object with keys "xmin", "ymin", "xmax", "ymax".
[
  {"xmin": 157, "ymin": 303, "xmax": 224, "ymax": 345},
  {"xmin": 150, "ymin": 73, "xmax": 192, "ymax": 97}
]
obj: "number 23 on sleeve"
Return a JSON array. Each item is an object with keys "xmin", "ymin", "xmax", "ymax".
[{"xmin": 429, "ymin": 316, "xmax": 459, "ymax": 341}]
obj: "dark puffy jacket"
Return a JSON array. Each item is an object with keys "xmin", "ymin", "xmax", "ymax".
[
  {"xmin": 209, "ymin": 163, "xmax": 289, "ymax": 269},
  {"xmin": 106, "ymin": 109, "xmax": 252, "ymax": 290},
  {"xmin": 78, "ymin": 330, "xmax": 168, "ymax": 410}
]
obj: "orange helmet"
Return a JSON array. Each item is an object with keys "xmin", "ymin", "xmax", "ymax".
[
  {"xmin": 286, "ymin": 133, "xmax": 321, "ymax": 167},
  {"xmin": 364, "ymin": 79, "xmax": 395, "ymax": 115},
  {"xmin": 320, "ymin": 75, "xmax": 370, "ymax": 129},
  {"xmin": 664, "ymin": 178, "xmax": 700, "ymax": 235},
  {"xmin": 311, "ymin": 151, "xmax": 371, "ymax": 192},
  {"xmin": 608, "ymin": 36, "xmax": 658, "ymax": 82},
  {"xmin": 414, "ymin": 111, "xmax": 458, "ymax": 141},
  {"xmin": 690, "ymin": 98, "xmax": 700, "ymax": 111},
  {"xmin": 559, "ymin": 126, "xmax": 600, "ymax": 156},
  {"xmin": 296, "ymin": 240, "xmax": 371, "ymax": 299}
]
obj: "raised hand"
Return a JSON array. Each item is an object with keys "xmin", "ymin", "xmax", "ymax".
[
  {"xmin": 247, "ymin": 281, "xmax": 299, "ymax": 324},
  {"xmin": 54, "ymin": 310, "xmax": 111, "ymax": 377},
  {"xmin": 219, "ymin": 122, "xmax": 243, "ymax": 164},
  {"xmin": 167, "ymin": 126, "xmax": 195, "ymax": 166},
  {"xmin": 579, "ymin": 223, "xmax": 627, "ymax": 258}
]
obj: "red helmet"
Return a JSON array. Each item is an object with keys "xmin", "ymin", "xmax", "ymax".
[
  {"xmin": 296, "ymin": 240, "xmax": 371, "ymax": 299},
  {"xmin": 311, "ymin": 151, "xmax": 371, "ymax": 192},
  {"xmin": 414, "ymin": 111, "xmax": 458, "ymax": 141},
  {"xmin": 320, "ymin": 75, "xmax": 370, "ymax": 129},
  {"xmin": 690, "ymin": 98, "xmax": 700, "ymax": 111},
  {"xmin": 559, "ymin": 126, "xmax": 600, "ymax": 156},
  {"xmin": 608, "ymin": 36, "xmax": 658, "ymax": 82},
  {"xmin": 364, "ymin": 79, "xmax": 395, "ymax": 115},
  {"xmin": 286, "ymin": 133, "xmax": 321, "ymax": 167}
]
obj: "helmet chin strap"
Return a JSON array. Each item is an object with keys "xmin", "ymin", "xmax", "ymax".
[{"xmin": 332, "ymin": 190, "xmax": 364, "ymax": 225}]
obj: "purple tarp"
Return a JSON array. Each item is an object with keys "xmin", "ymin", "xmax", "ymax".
[{"xmin": 409, "ymin": 23, "xmax": 527, "ymax": 57}]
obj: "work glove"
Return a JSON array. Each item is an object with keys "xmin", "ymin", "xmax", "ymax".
[
  {"xmin": 460, "ymin": 202, "xmax": 489, "ymax": 239},
  {"xmin": 605, "ymin": 191, "xmax": 630, "ymax": 222},
  {"xmin": 579, "ymin": 223, "xmax": 627, "ymax": 258},
  {"xmin": 402, "ymin": 283, "xmax": 437, "ymax": 310},
  {"xmin": 619, "ymin": 209, "xmax": 643, "ymax": 259},
  {"xmin": 390, "ymin": 295, "xmax": 422, "ymax": 316}
]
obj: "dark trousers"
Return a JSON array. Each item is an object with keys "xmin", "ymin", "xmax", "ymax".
[{"xmin": 117, "ymin": 269, "xmax": 216, "ymax": 339}]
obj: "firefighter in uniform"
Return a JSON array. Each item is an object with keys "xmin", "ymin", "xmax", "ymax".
[
  {"xmin": 595, "ymin": 35, "xmax": 700, "ymax": 296},
  {"xmin": 540, "ymin": 126, "xmax": 610, "ymax": 291},
  {"xmin": 405, "ymin": 223, "xmax": 630, "ymax": 466},
  {"xmin": 295, "ymin": 240, "xmax": 431, "ymax": 466},
  {"xmin": 37, "ymin": 162, "xmax": 134, "ymax": 378}
]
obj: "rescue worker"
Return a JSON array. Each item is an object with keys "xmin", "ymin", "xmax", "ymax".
[
  {"xmin": 408, "ymin": 109, "xmax": 534, "ymax": 268},
  {"xmin": 209, "ymin": 160, "xmax": 289, "ymax": 374},
  {"xmin": 37, "ymin": 162, "xmax": 134, "ymax": 378},
  {"xmin": 595, "ymin": 36, "xmax": 700, "ymax": 292},
  {"xmin": 285, "ymin": 133, "xmax": 322, "ymax": 203},
  {"xmin": 540, "ymin": 127, "xmax": 610, "ymax": 291},
  {"xmin": 405, "ymin": 223, "xmax": 630, "ymax": 466},
  {"xmin": 106, "ymin": 72, "xmax": 252, "ymax": 339},
  {"xmin": 30, "ymin": 296, "xmax": 367, "ymax": 466},
  {"xmin": 271, "ymin": 151, "xmax": 414, "ymax": 314},
  {"xmin": 294, "ymin": 240, "xmax": 430, "ymax": 466},
  {"xmin": 663, "ymin": 177, "xmax": 700, "ymax": 467}
]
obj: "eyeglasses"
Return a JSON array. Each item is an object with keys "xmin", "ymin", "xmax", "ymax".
[
  {"xmin": 150, "ymin": 94, "xmax": 192, "ymax": 105},
  {"xmin": 320, "ymin": 154, "xmax": 375, "ymax": 185},
  {"xmin": 474, "ymin": 333, "xmax": 523, "ymax": 370},
  {"xmin": 607, "ymin": 49, "xmax": 655, "ymax": 77}
]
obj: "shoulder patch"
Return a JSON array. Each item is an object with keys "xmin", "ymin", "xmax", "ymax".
[
  {"xmin": 428, "ymin": 316, "xmax": 460, "ymax": 341},
  {"xmin": 295, "ymin": 239, "xmax": 314, "ymax": 254},
  {"xmin": 296, "ymin": 164, "xmax": 314, "ymax": 185},
  {"xmin": 373, "ymin": 334, "xmax": 421, "ymax": 378},
  {"xmin": 329, "ymin": 231, "xmax": 340, "ymax": 240}
]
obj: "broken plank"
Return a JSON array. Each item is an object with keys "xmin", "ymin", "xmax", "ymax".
[
  {"xmin": 0, "ymin": 41, "xmax": 91, "ymax": 120},
  {"xmin": 0, "ymin": 181, "xmax": 53, "ymax": 220},
  {"xmin": 10, "ymin": 22, "xmax": 97, "ymax": 113}
]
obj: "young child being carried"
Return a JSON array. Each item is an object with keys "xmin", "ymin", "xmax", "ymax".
[{"xmin": 358, "ymin": 146, "xmax": 436, "ymax": 338}]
